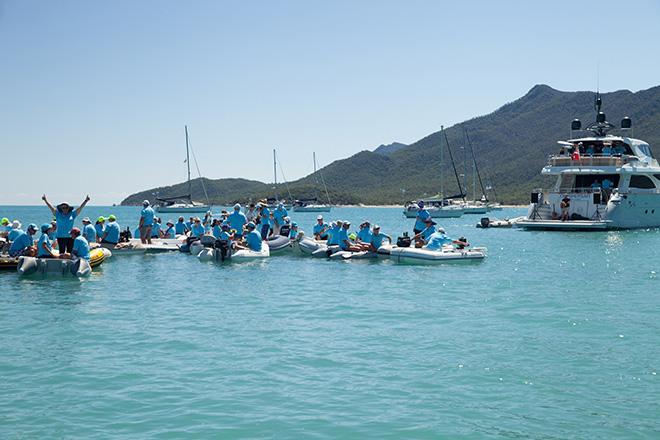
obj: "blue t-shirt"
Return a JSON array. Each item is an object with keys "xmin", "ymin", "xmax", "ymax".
[
  {"xmin": 371, "ymin": 232, "xmax": 387, "ymax": 249},
  {"xmin": 8, "ymin": 228, "xmax": 23, "ymax": 242},
  {"xmin": 175, "ymin": 221, "xmax": 187, "ymax": 235},
  {"xmin": 338, "ymin": 228, "xmax": 350, "ymax": 250},
  {"xmin": 37, "ymin": 233, "xmax": 53, "ymax": 257},
  {"xmin": 163, "ymin": 226, "xmax": 175, "ymax": 239},
  {"xmin": 10, "ymin": 231, "xmax": 33, "ymax": 253},
  {"xmin": 326, "ymin": 225, "xmax": 340, "ymax": 245},
  {"xmin": 290, "ymin": 229, "xmax": 298, "ymax": 239},
  {"xmin": 104, "ymin": 221, "xmax": 120, "ymax": 243},
  {"xmin": 219, "ymin": 231, "xmax": 231, "ymax": 241},
  {"xmin": 55, "ymin": 209, "xmax": 78, "ymax": 238},
  {"xmin": 245, "ymin": 230, "xmax": 262, "ymax": 251},
  {"xmin": 421, "ymin": 225, "xmax": 436, "ymax": 241},
  {"xmin": 273, "ymin": 207, "xmax": 287, "ymax": 224},
  {"xmin": 602, "ymin": 180, "xmax": 613, "ymax": 189},
  {"xmin": 191, "ymin": 223, "xmax": 205, "ymax": 238},
  {"xmin": 357, "ymin": 228, "xmax": 373, "ymax": 243},
  {"xmin": 260, "ymin": 208, "xmax": 271, "ymax": 226},
  {"xmin": 83, "ymin": 224, "xmax": 97, "ymax": 243},
  {"xmin": 228, "ymin": 211, "xmax": 247, "ymax": 233},
  {"xmin": 72, "ymin": 236, "xmax": 90, "ymax": 260},
  {"xmin": 95, "ymin": 223, "xmax": 105, "ymax": 237},
  {"xmin": 141, "ymin": 207, "xmax": 155, "ymax": 226},
  {"xmin": 212, "ymin": 225, "xmax": 222, "ymax": 239},
  {"xmin": 313, "ymin": 222, "xmax": 329, "ymax": 237},
  {"xmin": 414, "ymin": 209, "xmax": 431, "ymax": 231},
  {"xmin": 151, "ymin": 222, "xmax": 161, "ymax": 238},
  {"xmin": 48, "ymin": 229, "xmax": 56, "ymax": 241},
  {"xmin": 425, "ymin": 231, "xmax": 453, "ymax": 250}
]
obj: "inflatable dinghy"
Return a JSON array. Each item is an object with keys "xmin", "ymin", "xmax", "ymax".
[
  {"xmin": 476, "ymin": 216, "xmax": 524, "ymax": 229},
  {"xmin": 199, "ymin": 242, "xmax": 270, "ymax": 262},
  {"xmin": 0, "ymin": 256, "xmax": 19, "ymax": 270},
  {"xmin": 379, "ymin": 244, "xmax": 486, "ymax": 264},
  {"xmin": 267, "ymin": 235, "xmax": 292, "ymax": 254},
  {"xmin": 329, "ymin": 250, "xmax": 378, "ymax": 260}
]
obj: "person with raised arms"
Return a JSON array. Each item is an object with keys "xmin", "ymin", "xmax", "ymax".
[
  {"xmin": 42, "ymin": 194, "xmax": 90, "ymax": 254},
  {"xmin": 139, "ymin": 200, "xmax": 155, "ymax": 244},
  {"xmin": 37, "ymin": 223, "xmax": 57, "ymax": 258},
  {"xmin": 9, "ymin": 223, "xmax": 38, "ymax": 257}
]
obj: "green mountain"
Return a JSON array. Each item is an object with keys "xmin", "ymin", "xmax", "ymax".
[{"xmin": 122, "ymin": 84, "xmax": 660, "ymax": 206}]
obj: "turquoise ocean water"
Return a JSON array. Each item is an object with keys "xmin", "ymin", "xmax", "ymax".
[{"xmin": 1, "ymin": 205, "xmax": 659, "ymax": 439}]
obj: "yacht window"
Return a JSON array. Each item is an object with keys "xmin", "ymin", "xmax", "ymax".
[
  {"xmin": 629, "ymin": 175, "xmax": 656, "ymax": 189},
  {"xmin": 654, "ymin": 174, "xmax": 660, "ymax": 181}
]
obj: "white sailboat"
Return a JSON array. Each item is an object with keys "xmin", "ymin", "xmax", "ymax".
[
  {"xmin": 155, "ymin": 126, "xmax": 211, "ymax": 214},
  {"xmin": 293, "ymin": 152, "xmax": 333, "ymax": 212}
]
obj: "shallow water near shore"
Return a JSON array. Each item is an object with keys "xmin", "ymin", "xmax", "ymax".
[{"xmin": 1, "ymin": 205, "xmax": 659, "ymax": 438}]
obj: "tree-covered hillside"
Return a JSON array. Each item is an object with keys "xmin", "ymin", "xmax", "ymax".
[{"xmin": 122, "ymin": 84, "xmax": 660, "ymax": 205}]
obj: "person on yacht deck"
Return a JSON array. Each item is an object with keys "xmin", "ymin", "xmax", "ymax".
[
  {"xmin": 560, "ymin": 196, "xmax": 570, "ymax": 221},
  {"xmin": 414, "ymin": 201, "xmax": 430, "ymax": 234},
  {"xmin": 602, "ymin": 178, "xmax": 613, "ymax": 190},
  {"xmin": 602, "ymin": 145, "xmax": 613, "ymax": 156},
  {"xmin": 586, "ymin": 145, "xmax": 594, "ymax": 156},
  {"xmin": 614, "ymin": 144, "xmax": 626, "ymax": 155},
  {"xmin": 259, "ymin": 203, "xmax": 271, "ymax": 240},
  {"xmin": 591, "ymin": 180, "xmax": 601, "ymax": 189}
]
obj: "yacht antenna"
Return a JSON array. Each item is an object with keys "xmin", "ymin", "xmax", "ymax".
[
  {"xmin": 185, "ymin": 125, "xmax": 191, "ymax": 199},
  {"xmin": 443, "ymin": 128, "xmax": 466, "ymax": 201}
]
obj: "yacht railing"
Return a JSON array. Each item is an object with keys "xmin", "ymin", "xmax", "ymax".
[{"xmin": 547, "ymin": 155, "xmax": 637, "ymax": 167}]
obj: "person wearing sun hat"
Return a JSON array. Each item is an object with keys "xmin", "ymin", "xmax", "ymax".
[
  {"xmin": 138, "ymin": 200, "xmax": 155, "ymax": 244},
  {"xmin": 8, "ymin": 220, "xmax": 24, "ymax": 242},
  {"xmin": 95, "ymin": 216, "xmax": 106, "ymax": 238},
  {"xmin": 37, "ymin": 223, "xmax": 57, "ymax": 258},
  {"xmin": 9, "ymin": 223, "xmax": 38, "ymax": 257},
  {"xmin": 414, "ymin": 217, "xmax": 438, "ymax": 247},
  {"xmin": 162, "ymin": 220, "xmax": 176, "ymax": 239},
  {"xmin": 236, "ymin": 221, "xmax": 262, "ymax": 252},
  {"xmin": 101, "ymin": 215, "xmax": 120, "ymax": 245},
  {"xmin": 81, "ymin": 217, "xmax": 97, "ymax": 243},
  {"xmin": 42, "ymin": 194, "xmax": 91, "ymax": 254},
  {"xmin": 413, "ymin": 201, "xmax": 430, "ymax": 234},
  {"xmin": 62, "ymin": 227, "xmax": 90, "ymax": 261}
]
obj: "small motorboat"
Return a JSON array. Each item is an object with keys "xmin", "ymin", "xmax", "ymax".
[
  {"xmin": 198, "ymin": 242, "xmax": 270, "ymax": 262},
  {"xmin": 476, "ymin": 216, "xmax": 524, "ymax": 229},
  {"xmin": 16, "ymin": 248, "xmax": 111, "ymax": 277},
  {"xmin": 378, "ymin": 244, "xmax": 486, "ymax": 264}
]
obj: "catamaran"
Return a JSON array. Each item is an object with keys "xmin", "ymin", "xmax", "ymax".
[
  {"xmin": 155, "ymin": 126, "xmax": 210, "ymax": 214},
  {"xmin": 517, "ymin": 93, "xmax": 660, "ymax": 230}
]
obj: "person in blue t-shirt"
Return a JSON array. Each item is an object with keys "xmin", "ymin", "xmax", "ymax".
[
  {"xmin": 218, "ymin": 223, "xmax": 232, "ymax": 242},
  {"xmin": 289, "ymin": 222, "xmax": 301, "ymax": 240},
  {"xmin": 101, "ymin": 215, "xmax": 121, "ymax": 245},
  {"xmin": 357, "ymin": 221, "xmax": 373, "ymax": 245},
  {"xmin": 162, "ymin": 220, "xmax": 176, "ymax": 239},
  {"xmin": 185, "ymin": 217, "xmax": 194, "ymax": 232},
  {"xmin": 175, "ymin": 217, "xmax": 188, "ymax": 235},
  {"xmin": 42, "ymin": 194, "xmax": 90, "ymax": 254},
  {"xmin": 339, "ymin": 221, "xmax": 362, "ymax": 251},
  {"xmin": 259, "ymin": 204, "xmax": 271, "ymax": 239},
  {"xmin": 63, "ymin": 228, "xmax": 90, "ymax": 261},
  {"xmin": 228, "ymin": 204, "xmax": 248, "ymax": 238},
  {"xmin": 81, "ymin": 217, "xmax": 97, "ymax": 243},
  {"xmin": 414, "ymin": 217, "xmax": 437, "ymax": 247},
  {"xmin": 326, "ymin": 221, "xmax": 342, "ymax": 246},
  {"xmin": 313, "ymin": 215, "xmax": 329, "ymax": 240},
  {"xmin": 237, "ymin": 222, "xmax": 262, "ymax": 252},
  {"xmin": 9, "ymin": 224, "xmax": 38, "ymax": 257},
  {"xmin": 0, "ymin": 218, "xmax": 10, "ymax": 238},
  {"xmin": 368, "ymin": 225, "xmax": 391, "ymax": 251},
  {"xmin": 424, "ymin": 228, "xmax": 454, "ymax": 251},
  {"xmin": 602, "ymin": 145, "xmax": 612, "ymax": 156},
  {"xmin": 414, "ymin": 201, "xmax": 431, "ymax": 234},
  {"xmin": 151, "ymin": 217, "xmax": 162, "ymax": 239},
  {"xmin": 273, "ymin": 203, "xmax": 288, "ymax": 234},
  {"xmin": 8, "ymin": 220, "xmax": 23, "ymax": 242},
  {"xmin": 139, "ymin": 200, "xmax": 155, "ymax": 244},
  {"xmin": 48, "ymin": 221, "xmax": 57, "ymax": 242},
  {"xmin": 95, "ymin": 217, "xmax": 105, "ymax": 238},
  {"xmin": 211, "ymin": 219, "xmax": 222, "ymax": 239},
  {"xmin": 37, "ymin": 223, "xmax": 57, "ymax": 258}
]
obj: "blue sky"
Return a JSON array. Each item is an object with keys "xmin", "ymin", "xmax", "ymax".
[{"xmin": 2, "ymin": 0, "xmax": 659, "ymax": 205}]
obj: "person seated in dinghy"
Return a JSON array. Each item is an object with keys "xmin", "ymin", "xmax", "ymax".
[
  {"xmin": 81, "ymin": 217, "xmax": 97, "ymax": 244},
  {"xmin": 246, "ymin": 203, "xmax": 258, "ymax": 223},
  {"xmin": 339, "ymin": 221, "xmax": 363, "ymax": 252},
  {"xmin": 37, "ymin": 223, "xmax": 58, "ymax": 258},
  {"xmin": 278, "ymin": 217, "xmax": 292, "ymax": 237},
  {"xmin": 273, "ymin": 203, "xmax": 288, "ymax": 235},
  {"xmin": 414, "ymin": 217, "xmax": 437, "ymax": 248},
  {"xmin": 356, "ymin": 221, "xmax": 373, "ymax": 247},
  {"xmin": 175, "ymin": 217, "xmax": 189, "ymax": 236},
  {"xmin": 228, "ymin": 204, "xmax": 248, "ymax": 239},
  {"xmin": 100, "ymin": 215, "xmax": 121, "ymax": 246},
  {"xmin": 7, "ymin": 220, "xmax": 23, "ymax": 242},
  {"xmin": 313, "ymin": 215, "xmax": 329, "ymax": 240},
  {"xmin": 289, "ymin": 222, "xmax": 302, "ymax": 240},
  {"xmin": 8, "ymin": 223, "xmax": 38, "ymax": 257},
  {"xmin": 424, "ymin": 228, "xmax": 468, "ymax": 251},
  {"xmin": 326, "ymin": 221, "xmax": 342, "ymax": 246},
  {"xmin": 60, "ymin": 228, "xmax": 90, "ymax": 261},
  {"xmin": 94, "ymin": 217, "xmax": 105, "ymax": 241},
  {"xmin": 162, "ymin": 220, "xmax": 176, "ymax": 239},
  {"xmin": 0, "ymin": 218, "xmax": 10, "ymax": 238},
  {"xmin": 368, "ymin": 225, "xmax": 391, "ymax": 252},
  {"xmin": 235, "ymin": 222, "xmax": 262, "ymax": 252},
  {"xmin": 151, "ymin": 217, "xmax": 163, "ymax": 239},
  {"xmin": 185, "ymin": 217, "xmax": 207, "ymax": 246}
]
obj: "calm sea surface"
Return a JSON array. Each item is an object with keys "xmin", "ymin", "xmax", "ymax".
[{"xmin": 1, "ymin": 205, "xmax": 659, "ymax": 439}]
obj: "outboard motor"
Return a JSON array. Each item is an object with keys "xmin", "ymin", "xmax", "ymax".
[
  {"xmin": 214, "ymin": 239, "xmax": 232, "ymax": 262},
  {"xmin": 480, "ymin": 217, "xmax": 490, "ymax": 228},
  {"xmin": 279, "ymin": 224, "xmax": 291, "ymax": 237},
  {"xmin": 455, "ymin": 236, "xmax": 468, "ymax": 250},
  {"xmin": 396, "ymin": 232, "xmax": 412, "ymax": 248},
  {"xmin": 119, "ymin": 228, "xmax": 132, "ymax": 243}
]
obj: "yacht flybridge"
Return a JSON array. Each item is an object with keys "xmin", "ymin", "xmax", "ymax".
[{"xmin": 518, "ymin": 94, "xmax": 660, "ymax": 230}]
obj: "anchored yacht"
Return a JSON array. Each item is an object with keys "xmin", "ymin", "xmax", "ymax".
[{"xmin": 518, "ymin": 94, "xmax": 660, "ymax": 230}]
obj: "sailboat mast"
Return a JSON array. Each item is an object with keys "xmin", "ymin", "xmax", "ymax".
[
  {"xmin": 464, "ymin": 128, "xmax": 488, "ymax": 202},
  {"xmin": 443, "ymin": 128, "xmax": 465, "ymax": 201},
  {"xmin": 185, "ymin": 125, "xmax": 191, "ymax": 197},
  {"xmin": 313, "ymin": 152, "xmax": 317, "ymax": 173},
  {"xmin": 273, "ymin": 148, "xmax": 278, "ymax": 200},
  {"xmin": 440, "ymin": 126, "xmax": 444, "ymax": 199}
]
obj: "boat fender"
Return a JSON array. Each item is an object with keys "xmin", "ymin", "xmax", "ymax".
[{"xmin": 17, "ymin": 256, "xmax": 38, "ymax": 276}]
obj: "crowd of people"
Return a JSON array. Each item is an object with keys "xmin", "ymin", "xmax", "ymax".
[{"xmin": 1, "ymin": 197, "xmax": 466, "ymax": 261}]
